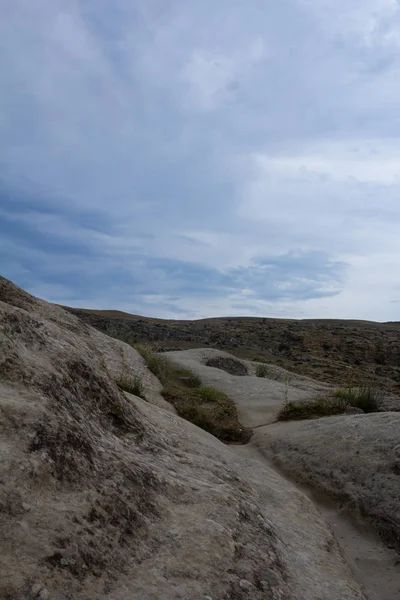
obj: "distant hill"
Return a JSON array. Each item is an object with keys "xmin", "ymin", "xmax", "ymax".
[{"xmin": 64, "ymin": 306, "xmax": 400, "ymax": 393}]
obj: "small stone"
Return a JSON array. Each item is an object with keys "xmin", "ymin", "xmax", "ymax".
[
  {"xmin": 31, "ymin": 584, "xmax": 49, "ymax": 599},
  {"xmin": 239, "ymin": 579, "xmax": 254, "ymax": 592},
  {"xmin": 259, "ymin": 569, "xmax": 281, "ymax": 588},
  {"xmin": 31, "ymin": 584, "xmax": 41, "ymax": 595},
  {"xmin": 60, "ymin": 556, "xmax": 76, "ymax": 567}
]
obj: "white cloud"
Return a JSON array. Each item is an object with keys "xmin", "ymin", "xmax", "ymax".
[
  {"xmin": 2, "ymin": 0, "xmax": 400, "ymax": 320},
  {"xmin": 300, "ymin": 250, "xmax": 400, "ymax": 321},
  {"xmin": 253, "ymin": 149, "xmax": 400, "ymax": 185},
  {"xmin": 182, "ymin": 36, "xmax": 269, "ymax": 110},
  {"xmin": 300, "ymin": 0, "xmax": 400, "ymax": 47},
  {"xmin": 183, "ymin": 52, "xmax": 236, "ymax": 110}
]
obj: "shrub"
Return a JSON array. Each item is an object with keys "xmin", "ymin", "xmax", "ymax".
[
  {"xmin": 278, "ymin": 397, "xmax": 348, "ymax": 421},
  {"xmin": 176, "ymin": 399, "xmax": 246, "ymax": 442},
  {"xmin": 278, "ymin": 384, "xmax": 382, "ymax": 421},
  {"xmin": 255, "ymin": 363, "xmax": 270, "ymax": 378},
  {"xmin": 335, "ymin": 386, "xmax": 381, "ymax": 413},
  {"xmin": 162, "ymin": 383, "xmax": 244, "ymax": 441},
  {"xmin": 117, "ymin": 374, "xmax": 146, "ymax": 399},
  {"xmin": 134, "ymin": 344, "xmax": 173, "ymax": 381},
  {"xmin": 193, "ymin": 386, "xmax": 231, "ymax": 404},
  {"xmin": 137, "ymin": 346, "xmax": 203, "ymax": 388},
  {"xmin": 172, "ymin": 368, "xmax": 202, "ymax": 388}
]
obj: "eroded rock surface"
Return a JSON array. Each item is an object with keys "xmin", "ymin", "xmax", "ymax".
[
  {"xmin": 252, "ymin": 413, "xmax": 400, "ymax": 553},
  {"xmin": 166, "ymin": 348, "xmax": 332, "ymax": 426},
  {"xmin": 0, "ymin": 277, "xmax": 365, "ymax": 600}
]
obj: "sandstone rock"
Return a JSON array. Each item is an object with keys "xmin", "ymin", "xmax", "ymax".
[
  {"xmin": 0, "ymin": 277, "xmax": 365, "ymax": 600},
  {"xmin": 166, "ymin": 348, "xmax": 333, "ymax": 427},
  {"xmin": 255, "ymin": 413, "xmax": 400, "ymax": 552}
]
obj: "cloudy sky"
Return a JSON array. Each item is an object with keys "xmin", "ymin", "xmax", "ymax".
[{"xmin": 1, "ymin": 0, "xmax": 400, "ymax": 320}]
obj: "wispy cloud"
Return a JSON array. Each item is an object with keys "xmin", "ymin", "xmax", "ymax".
[{"xmin": 1, "ymin": 0, "xmax": 400, "ymax": 320}]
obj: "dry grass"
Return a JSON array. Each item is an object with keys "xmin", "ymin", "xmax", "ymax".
[
  {"xmin": 335, "ymin": 386, "xmax": 381, "ymax": 413},
  {"xmin": 136, "ymin": 345, "xmax": 250, "ymax": 442},
  {"xmin": 116, "ymin": 374, "xmax": 146, "ymax": 399},
  {"xmin": 278, "ymin": 383, "xmax": 382, "ymax": 421},
  {"xmin": 135, "ymin": 344, "xmax": 179, "ymax": 383},
  {"xmin": 255, "ymin": 363, "xmax": 270, "ymax": 378},
  {"xmin": 278, "ymin": 397, "xmax": 348, "ymax": 421}
]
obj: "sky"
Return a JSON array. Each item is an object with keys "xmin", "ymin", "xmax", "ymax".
[{"xmin": 1, "ymin": 0, "xmax": 400, "ymax": 321}]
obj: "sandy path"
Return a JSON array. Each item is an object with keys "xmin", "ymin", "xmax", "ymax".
[
  {"xmin": 167, "ymin": 349, "xmax": 400, "ymax": 599},
  {"xmin": 233, "ymin": 441, "xmax": 400, "ymax": 600}
]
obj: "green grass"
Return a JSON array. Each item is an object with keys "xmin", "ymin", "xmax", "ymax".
[
  {"xmin": 278, "ymin": 384, "xmax": 381, "ymax": 421},
  {"xmin": 135, "ymin": 345, "xmax": 250, "ymax": 442},
  {"xmin": 193, "ymin": 386, "xmax": 232, "ymax": 404},
  {"xmin": 135, "ymin": 345, "xmax": 201, "ymax": 387},
  {"xmin": 176, "ymin": 401, "xmax": 241, "ymax": 441},
  {"xmin": 334, "ymin": 386, "xmax": 381, "ymax": 413},
  {"xmin": 255, "ymin": 363, "xmax": 270, "ymax": 378},
  {"xmin": 106, "ymin": 340, "xmax": 250, "ymax": 442},
  {"xmin": 116, "ymin": 374, "xmax": 146, "ymax": 399},
  {"xmin": 163, "ymin": 383, "xmax": 243, "ymax": 441},
  {"xmin": 278, "ymin": 397, "xmax": 348, "ymax": 421},
  {"xmin": 170, "ymin": 367, "xmax": 202, "ymax": 388},
  {"xmin": 134, "ymin": 344, "xmax": 179, "ymax": 383}
]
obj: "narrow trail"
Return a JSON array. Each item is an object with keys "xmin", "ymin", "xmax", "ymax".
[
  {"xmin": 232, "ymin": 439, "xmax": 400, "ymax": 600},
  {"xmin": 166, "ymin": 349, "xmax": 400, "ymax": 599}
]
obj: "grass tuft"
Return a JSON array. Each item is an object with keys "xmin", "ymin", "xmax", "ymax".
[
  {"xmin": 193, "ymin": 386, "xmax": 231, "ymax": 404},
  {"xmin": 255, "ymin": 363, "xmax": 270, "ymax": 378},
  {"xmin": 278, "ymin": 383, "xmax": 381, "ymax": 421},
  {"xmin": 176, "ymin": 401, "xmax": 240, "ymax": 441},
  {"xmin": 278, "ymin": 397, "xmax": 348, "ymax": 421},
  {"xmin": 162, "ymin": 381, "xmax": 248, "ymax": 442},
  {"xmin": 135, "ymin": 344, "xmax": 175, "ymax": 382},
  {"xmin": 171, "ymin": 368, "xmax": 202, "ymax": 388},
  {"xmin": 334, "ymin": 386, "xmax": 381, "ymax": 413},
  {"xmin": 116, "ymin": 374, "xmax": 146, "ymax": 399},
  {"xmin": 136, "ymin": 346, "xmax": 250, "ymax": 442},
  {"xmin": 104, "ymin": 340, "xmax": 250, "ymax": 442}
]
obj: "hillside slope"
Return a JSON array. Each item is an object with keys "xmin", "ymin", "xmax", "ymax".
[
  {"xmin": 0, "ymin": 277, "xmax": 365, "ymax": 600},
  {"xmin": 65, "ymin": 306, "xmax": 400, "ymax": 394}
]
